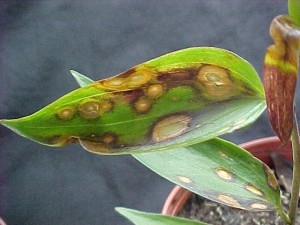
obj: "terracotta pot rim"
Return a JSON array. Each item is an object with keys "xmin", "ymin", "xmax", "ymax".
[{"xmin": 161, "ymin": 136, "xmax": 292, "ymax": 216}]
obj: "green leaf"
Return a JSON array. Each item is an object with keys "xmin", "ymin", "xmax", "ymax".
[
  {"xmin": 134, "ymin": 138, "xmax": 282, "ymax": 212},
  {"xmin": 116, "ymin": 207, "xmax": 209, "ymax": 225},
  {"xmin": 289, "ymin": 0, "xmax": 300, "ymax": 26},
  {"xmin": 0, "ymin": 47, "xmax": 265, "ymax": 154},
  {"xmin": 70, "ymin": 70, "xmax": 94, "ymax": 87}
]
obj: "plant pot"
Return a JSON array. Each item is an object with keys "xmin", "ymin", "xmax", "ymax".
[{"xmin": 161, "ymin": 136, "xmax": 293, "ymax": 216}]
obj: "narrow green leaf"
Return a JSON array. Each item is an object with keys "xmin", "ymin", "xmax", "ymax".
[
  {"xmin": 116, "ymin": 207, "xmax": 209, "ymax": 225},
  {"xmin": 288, "ymin": 0, "xmax": 300, "ymax": 26},
  {"xmin": 70, "ymin": 70, "xmax": 94, "ymax": 87},
  {"xmin": 0, "ymin": 47, "xmax": 265, "ymax": 154},
  {"xmin": 134, "ymin": 138, "xmax": 281, "ymax": 212}
]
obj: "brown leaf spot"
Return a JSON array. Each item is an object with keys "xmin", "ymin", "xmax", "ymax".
[
  {"xmin": 101, "ymin": 68, "xmax": 152, "ymax": 89},
  {"xmin": 134, "ymin": 97, "xmax": 152, "ymax": 113},
  {"xmin": 78, "ymin": 101, "xmax": 101, "ymax": 119},
  {"xmin": 103, "ymin": 78, "xmax": 125, "ymax": 88},
  {"xmin": 79, "ymin": 139, "xmax": 110, "ymax": 154},
  {"xmin": 102, "ymin": 133, "xmax": 116, "ymax": 144},
  {"xmin": 127, "ymin": 70, "xmax": 151, "ymax": 86},
  {"xmin": 197, "ymin": 65, "xmax": 234, "ymax": 98},
  {"xmin": 152, "ymin": 114, "xmax": 191, "ymax": 143},
  {"xmin": 56, "ymin": 107, "xmax": 75, "ymax": 121},
  {"xmin": 264, "ymin": 165, "xmax": 279, "ymax": 190},
  {"xmin": 48, "ymin": 135, "xmax": 78, "ymax": 145},
  {"xmin": 99, "ymin": 100, "xmax": 114, "ymax": 113},
  {"xmin": 217, "ymin": 194, "xmax": 242, "ymax": 208},
  {"xmin": 146, "ymin": 84, "xmax": 165, "ymax": 98}
]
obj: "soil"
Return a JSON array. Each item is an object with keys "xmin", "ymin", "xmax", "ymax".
[{"xmin": 178, "ymin": 191, "xmax": 300, "ymax": 225}]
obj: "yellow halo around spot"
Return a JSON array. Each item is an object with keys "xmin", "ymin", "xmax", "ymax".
[
  {"xmin": 103, "ymin": 78, "xmax": 125, "ymax": 88},
  {"xmin": 127, "ymin": 70, "xmax": 151, "ymax": 86}
]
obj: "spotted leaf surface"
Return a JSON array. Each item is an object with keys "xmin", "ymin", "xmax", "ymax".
[
  {"xmin": 134, "ymin": 138, "xmax": 282, "ymax": 212},
  {"xmin": 116, "ymin": 207, "xmax": 209, "ymax": 225},
  {"xmin": 0, "ymin": 47, "xmax": 265, "ymax": 154}
]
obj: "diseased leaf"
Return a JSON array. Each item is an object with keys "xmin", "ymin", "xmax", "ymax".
[
  {"xmin": 70, "ymin": 70, "xmax": 95, "ymax": 87},
  {"xmin": 134, "ymin": 138, "xmax": 282, "ymax": 212},
  {"xmin": 0, "ymin": 47, "xmax": 265, "ymax": 154},
  {"xmin": 263, "ymin": 15, "xmax": 300, "ymax": 144},
  {"xmin": 116, "ymin": 207, "xmax": 209, "ymax": 225}
]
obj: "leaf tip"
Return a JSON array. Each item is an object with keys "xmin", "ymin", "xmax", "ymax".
[{"xmin": 69, "ymin": 70, "xmax": 94, "ymax": 87}]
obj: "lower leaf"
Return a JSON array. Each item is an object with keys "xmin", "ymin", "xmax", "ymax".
[
  {"xmin": 133, "ymin": 138, "xmax": 282, "ymax": 212},
  {"xmin": 116, "ymin": 207, "xmax": 209, "ymax": 225}
]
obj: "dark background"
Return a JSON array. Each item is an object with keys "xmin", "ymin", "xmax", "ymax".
[{"xmin": 0, "ymin": 1, "xmax": 294, "ymax": 225}]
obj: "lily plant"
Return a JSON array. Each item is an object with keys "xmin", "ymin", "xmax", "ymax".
[{"xmin": 1, "ymin": 1, "xmax": 300, "ymax": 224}]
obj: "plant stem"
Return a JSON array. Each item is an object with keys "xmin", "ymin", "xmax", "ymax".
[{"xmin": 288, "ymin": 112, "xmax": 300, "ymax": 225}]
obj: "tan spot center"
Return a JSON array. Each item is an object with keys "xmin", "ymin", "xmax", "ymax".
[
  {"xmin": 245, "ymin": 185, "xmax": 263, "ymax": 196},
  {"xmin": 251, "ymin": 203, "xmax": 268, "ymax": 210},
  {"xmin": 103, "ymin": 78, "xmax": 125, "ymax": 88},
  {"xmin": 177, "ymin": 176, "xmax": 192, "ymax": 184},
  {"xmin": 134, "ymin": 97, "xmax": 152, "ymax": 113},
  {"xmin": 152, "ymin": 114, "xmax": 192, "ymax": 143},
  {"xmin": 127, "ymin": 71, "xmax": 150, "ymax": 86},
  {"xmin": 102, "ymin": 133, "xmax": 116, "ymax": 144},
  {"xmin": 56, "ymin": 107, "xmax": 74, "ymax": 120},
  {"xmin": 197, "ymin": 65, "xmax": 233, "ymax": 97},
  {"xmin": 78, "ymin": 101, "xmax": 101, "ymax": 119},
  {"xmin": 218, "ymin": 194, "xmax": 242, "ymax": 208},
  {"xmin": 216, "ymin": 168, "xmax": 232, "ymax": 180},
  {"xmin": 146, "ymin": 84, "xmax": 165, "ymax": 98}
]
